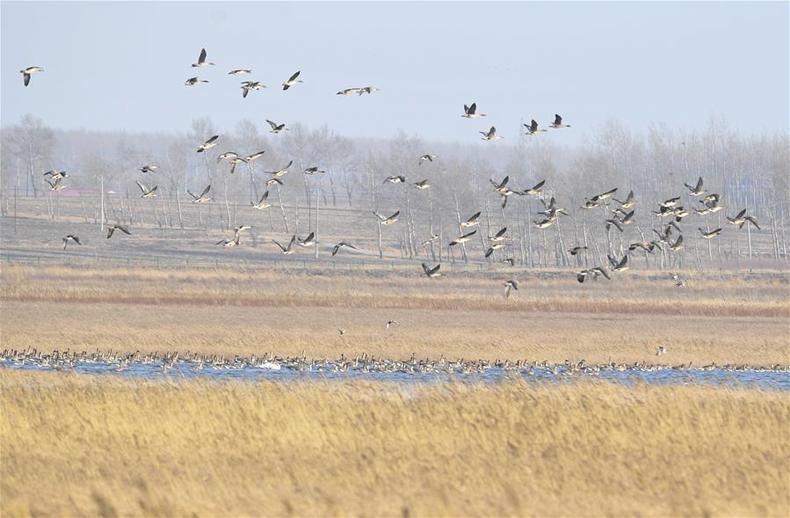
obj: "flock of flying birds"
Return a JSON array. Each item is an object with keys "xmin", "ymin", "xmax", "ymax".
[{"xmin": 24, "ymin": 47, "xmax": 760, "ymax": 298}]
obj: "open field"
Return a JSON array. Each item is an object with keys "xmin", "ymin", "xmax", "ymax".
[
  {"xmin": 2, "ymin": 264, "xmax": 788, "ymax": 366},
  {"xmin": 1, "ymin": 371, "xmax": 788, "ymax": 517}
]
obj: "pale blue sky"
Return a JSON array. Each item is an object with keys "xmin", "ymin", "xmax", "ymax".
[{"xmin": 1, "ymin": 1, "xmax": 788, "ymax": 143}]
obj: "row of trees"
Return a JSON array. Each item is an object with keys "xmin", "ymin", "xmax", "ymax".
[{"xmin": 1, "ymin": 114, "xmax": 788, "ymax": 269}]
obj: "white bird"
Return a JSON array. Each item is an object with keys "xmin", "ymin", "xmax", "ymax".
[
  {"xmin": 187, "ymin": 184, "xmax": 212, "ymax": 203},
  {"xmin": 282, "ymin": 70, "xmax": 303, "ymax": 90},
  {"xmin": 251, "ymin": 191, "xmax": 271, "ymax": 209},
  {"xmin": 136, "ymin": 181, "xmax": 158, "ymax": 198},
  {"xmin": 480, "ymin": 126, "xmax": 503, "ymax": 141},
  {"xmin": 549, "ymin": 114, "xmax": 571, "ymax": 128},
  {"xmin": 462, "ymin": 102, "xmax": 486, "ymax": 118},
  {"xmin": 185, "ymin": 77, "xmax": 209, "ymax": 87},
  {"xmin": 196, "ymin": 135, "xmax": 219, "ymax": 153},
  {"xmin": 266, "ymin": 120, "xmax": 287, "ymax": 134},
  {"xmin": 20, "ymin": 66, "xmax": 44, "ymax": 87},
  {"xmin": 192, "ymin": 48, "xmax": 215, "ymax": 68}
]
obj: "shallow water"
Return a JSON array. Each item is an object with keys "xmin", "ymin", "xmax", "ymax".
[{"xmin": 2, "ymin": 358, "xmax": 788, "ymax": 390}]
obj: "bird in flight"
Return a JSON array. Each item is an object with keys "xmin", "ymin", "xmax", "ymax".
[
  {"xmin": 187, "ymin": 184, "xmax": 212, "ymax": 203},
  {"xmin": 480, "ymin": 126, "xmax": 503, "ymax": 141},
  {"xmin": 192, "ymin": 48, "xmax": 215, "ymax": 68},
  {"xmin": 196, "ymin": 135, "xmax": 219, "ymax": 153},
  {"xmin": 698, "ymin": 227, "xmax": 723, "ymax": 239},
  {"xmin": 106, "ymin": 224, "xmax": 132, "ymax": 239},
  {"xmin": 266, "ymin": 160, "xmax": 293, "ymax": 178},
  {"xmin": 373, "ymin": 210, "xmax": 400, "ymax": 225},
  {"xmin": 228, "ymin": 69, "xmax": 252, "ymax": 75},
  {"xmin": 549, "ymin": 114, "xmax": 571, "ymax": 128},
  {"xmin": 184, "ymin": 77, "xmax": 209, "ymax": 87},
  {"xmin": 461, "ymin": 211, "xmax": 482, "ymax": 228},
  {"xmin": 383, "ymin": 175, "xmax": 406, "ymax": 184},
  {"xmin": 419, "ymin": 154, "xmax": 437, "ymax": 164},
  {"xmin": 462, "ymin": 103, "xmax": 486, "ymax": 118},
  {"xmin": 524, "ymin": 119, "xmax": 547, "ymax": 135},
  {"xmin": 684, "ymin": 177, "xmax": 705, "ymax": 196},
  {"xmin": 449, "ymin": 230, "xmax": 477, "ymax": 246},
  {"xmin": 251, "ymin": 191, "xmax": 271, "ymax": 210},
  {"xmin": 331, "ymin": 242, "xmax": 358, "ymax": 256},
  {"xmin": 421, "ymin": 263, "xmax": 442, "ymax": 278},
  {"xmin": 62, "ymin": 234, "xmax": 81, "ymax": 249},
  {"xmin": 282, "ymin": 70, "xmax": 303, "ymax": 90},
  {"xmin": 20, "ymin": 66, "xmax": 44, "ymax": 87},
  {"xmin": 503, "ymin": 279, "xmax": 519, "ymax": 298},
  {"xmin": 303, "ymin": 166, "xmax": 326, "ymax": 175},
  {"xmin": 136, "ymin": 181, "xmax": 158, "ymax": 198},
  {"xmin": 576, "ymin": 267, "xmax": 610, "ymax": 283},
  {"xmin": 139, "ymin": 164, "xmax": 158, "ymax": 174},
  {"xmin": 272, "ymin": 235, "xmax": 298, "ymax": 254},
  {"xmin": 413, "ymin": 179, "xmax": 431, "ymax": 190},
  {"xmin": 240, "ymin": 81, "xmax": 265, "ymax": 98},
  {"xmin": 266, "ymin": 120, "xmax": 287, "ymax": 134}
]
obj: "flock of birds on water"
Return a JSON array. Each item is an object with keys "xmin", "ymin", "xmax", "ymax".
[
  {"xmin": 24, "ymin": 48, "xmax": 761, "ymax": 302},
  {"xmin": 3, "ymin": 348, "xmax": 788, "ymax": 377}
]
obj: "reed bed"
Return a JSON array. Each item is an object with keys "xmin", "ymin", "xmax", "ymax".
[{"xmin": 1, "ymin": 371, "xmax": 788, "ymax": 517}]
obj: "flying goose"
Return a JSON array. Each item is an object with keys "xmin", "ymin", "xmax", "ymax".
[
  {"xmin": 62, "ymin": 234, "xmax": 81, "ymax": 249},
  {"xmin": 20, "ymin": 66, "xmax": 44, "ymax": 86},
  {"xmin": 419, "ymin": 154, "xmax": 437, "ymax": 164},
  {"xmin": 373, "ymin": 210, "xmax": 400, "ymax": 225},
  {"xmin": 535, "ymin": 217, "xmax": 558, "ymax": 229},
  {"xmin": 192, "ymin": 48, "xmax": 215, "ymax": 67},
  {"xmin": 503, "ymin": 279, "xmax": 519, "ymax": 298},
  {"xmin": 628, "ymin": 241, "xmax": 661, "ymax": 253},
  {"xmin": 228, "ymin": 69, "xmax": 252, "ymax": 75},
  {"xmin": 421, "ymin": 233, "xmax": 440, "ymax": 247},
  {"xmin": 549, "ymin": 114, "xmax": 571, "ymax": 128},
  {"xmin": 43, "ymin": 170, "xmax": 68, "ymax": 180},
  {"xmin": 298, "ymin": 232, "xmax": 316, "ymax": 247},
  {"xmin": 281, "ymin": 70, "xmax": 303, "ymax": 90},
  {"xmin": 421, "ymin": 263, "xmax": 442, "ymax": 278},
  {"xmin": 337, "ymin": 87, "xmax": 362, "ymax": 96},
  {"xmin": 251, "ymin": 190, "xmax": 271, "ymax": 209},
  {"xmin": 668, "ymin": 235, "xmax": 684, "ymax": 251},
  {"xmin": 331, "ymin": 242, "xmax": 358, "ymax": 256},
  {"xmin": 272, "ymin": 235, "xmax": 297, "ymax": 254},
  {"xmin": 523, "ymin": 180, "xmax": 546, "ymax": 196},
  {"xmin": 660, "ymin": 196, "xmax": 681, "ymax": 209},
  {"xmin": 246, "ymin": 150, "xmax": 266, "ymax": 162},
  {"xmin": 462, "ymin": 103, "xmax": 486, "ymax": 118},
  {"xmin": 449, "ymin": 230, "xmax": 477, "ymax": 246},
  {"xmin": 605, "ymin": 218, "xmax": 623, "ymax": 232},
  {"xmin": 386, "ymin": 320, "xmax": 400, "ymax": 329},
  {"xmin": 480, "ymin": 126, "xmax": 503, "ymax": 141},
  {"xmin": 46, "ymin": 177, "xmax": 66, "ymax": 191},
  {"xmin": 266, "ymin": 120, "xmax": 287, "ymax": 134},
  {"xmin": 490, "ymin": 227, "xmax": 507, "ymax": 242},
  {"xmin": 614, "ymin": 190, "xmax": 636, "ymax": 208},
  {"xmin": 187, "ymin": 184, "xmax": 212, "ymax": 203},
  {"xmin": 233, "ymin": 225, "xmax": 252, "ymax": 239},
  {"xmin": 485, "ymin": 243, "xmax": 505, "ymax": 257},
  {"xmin": 461, "ymin": 211, "xmax": 482, "ymax": 228},
  {"xmin": 241, "ymin": 81, "xmax": 265, "ymax": 98},
  {"xmin": 569, "ymin": 246, "xmax": 588, "ymax": 256},
  {"xmin": 358, "ymin": 86, "xmax": 380, "ymax": 95},
  {"xmin": 383, "ymin": 175, "xmax": 406, "ymax": 184},
  {"xmin": 576, "ymin": 267, "xmax": 610, "ymax": 283},
  {"xmin": 594, "ymin": 187, "xmax": 618, "ymax": 201},
  {"xmin": 740, "ymin": 215, "xmax": 760, "ymax": 230},
  {"xmin": 684, "ymin": 177, "xmax": 705, "ymax": 196},
  {"xmin": 502, "ymin": 258, "xmax": 515, "ymax": 266},
  {"xmin": 608, "ymin": 254, "xmax": 629, "ymax": 272},
  {"xmin": 490, "ymin": 176, "xmax": 510, "ymax": 193},
  {"xmin": 136, "ymin": 181, "xmax": 158, "ymax": 198},
  {"xmin": 196, "ymin": 135, "xmax": 219, "ymax": 152},
  {"xmin": 216, "ymin": 236, "xmax": 240, "ymax": 248},
  {"xmin": 265, "ymin": 177, "xmax": 284, "ymax": 188},
  {"xmin": 139, "ymin": 164, "xmax": 158, "ymax": 174},
  {"xmin": 413, "ymin": 179, "xmax": 431, "ymax": 189},
  {"xmin": 583, "ymin": 188, "xmax": 618, "ymax": 208},
  {"xmin": 184, "ymin": 77, "xmax": 209, "ymax": 86},
  {"xmin": 524, "ymin": 119, "xmax": 546, "ymax": 135},
  {"xmin": 698, "ymin": 227, "xmax": 722, "ymax": 239},
  {"xmin": 266, "ymin": 160, "xmax": 293, "ymax": 178},
  {"xmin": 303, "ymin": 166, "xmax": 326, "ymax": 175},
  {"xmin": 106, "ymin": 224, "xmax": 131, "ymax": 239},
  {"xmin": 218, "ymin": 151, "xmax": 241, "ymax": 163}
]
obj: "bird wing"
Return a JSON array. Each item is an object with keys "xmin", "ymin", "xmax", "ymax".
[
  {"xmin": 199, "ymin": 184, "xmax": 211, "ymax": 198},
  {"xmin": 198, "ymin": 48, "xmax": 207, "ymax": 64},
  {"xmin": 288, "ymin": 70, "xmax": 300, "ymax": 82},
  {"xmin": 23, "ymin": 73, "xmax": 31, "ymax": 86},
  {"xmin": 136, "ymin": 181, "xmax": 147, "ymax": 194},
  {"xmin": 107, "ymin": 227, "xmax": 115, "ymax": 239},
  {"xmin": 554, "ymin": 114, "xmax": 562, "ymax": 125},
  {"xmin": 495, "ymin": 227, "xmax": 507, "ymax": 238},
  {"xmin": 532, "ymin": 180, "xmax": 546, "ymax": 191},
  {"xmin": 117, "ymin": 225, "xmax": 131, "ymax": 235}
]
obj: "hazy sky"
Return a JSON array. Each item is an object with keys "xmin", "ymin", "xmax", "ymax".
[{"xmin": 2, "ymin": 1, "xmax": 788, "ymax": 144}]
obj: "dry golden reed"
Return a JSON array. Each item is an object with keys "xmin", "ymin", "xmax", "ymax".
[{"xmin": 1, "ymin": 370, "xmax": 788, "ymax": 517}]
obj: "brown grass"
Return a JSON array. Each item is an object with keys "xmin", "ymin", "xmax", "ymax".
[
  {"xmin": 1, "ymin": 370, "xmax": 788, "ymax": 517},
  {"xmin": 1, "ymin": 264, "xmax": 788, "ymax": 365}
]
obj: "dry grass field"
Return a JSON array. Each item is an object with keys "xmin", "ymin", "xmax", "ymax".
[
  {"xmin": 1, "ymin": 264, "xmax": 788, "ymax": 365},
  {"xmin": 1, "ymin": 371, "xmax": 788, "ymax": 517}
]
